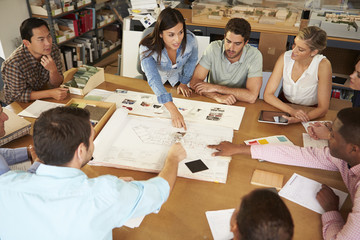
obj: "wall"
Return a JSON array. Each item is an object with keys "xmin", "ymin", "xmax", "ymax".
[{"xmin": 0, "ymin": 0, "xmax": 29, "ymax": 59}]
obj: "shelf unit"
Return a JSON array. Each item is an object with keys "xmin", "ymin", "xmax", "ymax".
[{"xmin": 25, "ymin": 0, "xmax": 121, "ymax": 68}]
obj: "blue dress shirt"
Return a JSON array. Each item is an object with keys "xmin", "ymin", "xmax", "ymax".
[
  {"xmin": 0, "ymin": 164, "xmax": 170, "ymax": 240},
  {"xmin": 0, "ymin": 147, "xmax": 28, "ymax": 175},
  {"xmin": 140, "ymin": 30, "xmax": 198, "ymax": 104}
]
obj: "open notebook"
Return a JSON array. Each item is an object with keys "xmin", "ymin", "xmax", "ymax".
[{"xmin": 0, "ymin": 109, "xmax": 31, "ymax": 146}]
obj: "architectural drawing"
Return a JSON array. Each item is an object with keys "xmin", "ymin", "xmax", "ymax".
[{"xmin": 91, "ymin": 109, "xmax": 233, "ymax": 183}]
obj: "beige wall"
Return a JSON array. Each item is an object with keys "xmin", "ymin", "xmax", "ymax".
[{"xmin": 0, "ymin": 0, "xmax": 29, "ymax": 59}]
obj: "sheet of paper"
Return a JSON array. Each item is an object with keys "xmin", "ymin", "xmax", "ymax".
[
  {"xmin": 9, "ymin": 161, "xmax": 31, "ymax": 171},
  {"xmin": 244, "ymin": 135, "xmax": 294, "ymax": 146},
  {"xmin": 302, "ymin": 133, "xmax": 328, "ymax": 148},
  {"xmin": 91, "ymin": 109, "xmax": 233, "ymax": 183},
  {"xmin": 244, "ymin": 135, "xmax": 294, "ymax": 162},
  {"xmin": 279, "ymin": 173, "xmax": 348, "ymax": 214},
  {"xmin": 124, "ymin": 216, "xmax": 145, "ymax": 228},
  {"xmin": 302, "ymin": 121, "xmax": 332, "ymax": 133},
  {"xmin": 105, "ymin": 89, "xmax": 245, "ymax": 130},
  {"xmin": 206, "ymin": 209, "xmax": 235, "ymax": 240},
  {"xmin": 84, "ymin": 89, "xmax": 113, "ymax": 101},
  {"xmin": 18, "ymin": 100, "xmax": 64, "ymax": 118}
]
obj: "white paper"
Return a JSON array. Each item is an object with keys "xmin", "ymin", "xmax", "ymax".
[
  {"xmin": 91, "ymin": 109, "xmax": 233, "ymax": 183},
  {"xmin": 18, "ymin": 100, "xmax": 64, "ymax": 118},
  {"xmin": 84, "ymin": 89, "xmax": 113, "ymax": 101},
  {"xmin": 302, "ymin": 133, "xmax": 328, "ymax": 148},
  {"xmin": 124, "ymin": 216, "xmax": 145, "ymax": 228},
  {"xmin": 9, "ymin": 161, "xmax": 31, "ymax": 171},
  {"xmin": 206, "ymin": 209, "xmax": 235, "ymax": 240},
  {"xmin": 302, "ymin": 121, "xmax": 332, "ymax": 133},
  {"xmin": 279, "ymin": 173, "xmax": 348, "ymax": 214},
  {"xmin": 105, "ymin": 90, "xmax": 245, "ymax": 130},
  {"xmin": 131, "ymin": 0, "xmax": 157, "ymax": 10}
]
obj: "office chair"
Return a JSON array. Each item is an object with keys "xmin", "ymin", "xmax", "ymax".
[{"xmin": 136, "ymin": 27, "xmax": 154, "ymax": 80}]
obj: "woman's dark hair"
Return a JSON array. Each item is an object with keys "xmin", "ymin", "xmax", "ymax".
[{"xmin": 139, "ymin": 7, "xmax": 187, "ymax": 63}]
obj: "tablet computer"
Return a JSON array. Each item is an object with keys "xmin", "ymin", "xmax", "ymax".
[{"xmin": 258, "ymin": 110, "xmax": 290, "ymax": 125}]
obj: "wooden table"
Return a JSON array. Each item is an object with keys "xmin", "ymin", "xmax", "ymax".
[{"xmin": 5, "ymin": 74, "xmax": 351, "ymax": 240}]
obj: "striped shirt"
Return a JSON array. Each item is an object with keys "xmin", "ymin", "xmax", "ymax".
[
  {"xmin": 251, "ymin": 145, "xmax": 360, "ymax": 240},
  {"xmin": 1, "ymin": 43, "xmax": 63, "ymax": 104}
]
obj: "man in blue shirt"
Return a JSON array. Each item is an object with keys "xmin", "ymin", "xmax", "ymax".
[
  {"xmin": 0, "ymin": 107, "xmax": 186, "ymax": 240},
  {"xmin": 0, "ymin": 105, "xmax": 31, "ymax": 175}
]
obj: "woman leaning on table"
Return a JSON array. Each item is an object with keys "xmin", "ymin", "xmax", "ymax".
[
  {"xmin": 139, "ymin": 7, "xmax": 198, "ymax": 130},
  {"xmin": 263, "ymin": 26, "xmax": 332, "ymax": 124}
]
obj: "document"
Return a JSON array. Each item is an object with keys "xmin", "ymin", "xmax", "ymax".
[
  {"xmin": 18, "ymin": 100, "xmax": 64, "ymax": 118},
  {"xmin": 302, "ymin": 133, "xmax": 328, "ymax": 148},
  {"xmin": 91, "ymin": 109, "xmax": 233, "ymax": 183},
  {"xmin": 84, "ymin": 89, "xmax": 113, "ymax": 101},
  {"xmin": 105, "ymin": 89, "xmax": 246, "ymax": 130},
  {"xmin": 279, "ymin": 173, "xmax": 348, "ymax": 214},
  {"xmin": 206, "ymin": 209, "xmax": 235, "ymax": 240}
]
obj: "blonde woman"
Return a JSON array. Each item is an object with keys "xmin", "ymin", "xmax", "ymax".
[{"xmin": 264, "ymin": 26, "xmax": 332, "ymax": 123}]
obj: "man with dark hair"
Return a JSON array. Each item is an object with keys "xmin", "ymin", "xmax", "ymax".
[
  {"xmin": 0, "ymin": 107, "xmax": 186, "ymax": 239},
  {"xmin": 209, "ymin": 107, "xmax": 360, "ymax": 239},
  {"xmin": 0, "ymin": 105, "xmax": 33, "ymax": 174},
  {"xmin": 1, "ymin": 18, "xmax": 68, "ymax": 105},
  {"xmin": 231, "ymin": 189, "xmax": 294, "ymax": 240},
  {"xmin": 190, "ymin": 18, "xmax": 263, "ymax": 104}
]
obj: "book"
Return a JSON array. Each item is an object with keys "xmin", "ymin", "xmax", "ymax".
[
  {"xmin": 250, "ymin": 169, "xmax": 284, "ymax": 190},
  {"xmin": 0, "ymin": 109, "xmax": 31, "ymax": 146}
]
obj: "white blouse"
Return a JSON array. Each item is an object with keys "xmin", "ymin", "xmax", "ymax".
[{"xmin": 282, "ymin": 50, "xmax": 326, "ymax": 106}]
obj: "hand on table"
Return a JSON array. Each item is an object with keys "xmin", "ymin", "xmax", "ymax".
[
  {"xmin": 167, "ymin": 142, "xmax": 187, "ymax": 163},
  {"xmin": 316, "ymin": 184, "xmax": 339, "ymax": 212},
  {"xmin": 307, "ymin": 122, "xmax": 331, "ymax": 140},
  {"xmin": 177, "ymin": 83, "xmax": 192, "ymax": 97},
  {"xmin": 49, "ymin": 88, "xmax": 68, "ymax": 100},
  {"xmin": 213, "ymin": 94, "xmax": 237, "ymax": 105},
  {"xmin": 208, "ymin": 141, "xmax": 244, "ymax": 157},
  {"xmin": 193, "ymin": 82, "xmax": 217, "ymax": 95}
]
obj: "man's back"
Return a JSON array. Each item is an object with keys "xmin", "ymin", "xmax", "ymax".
[{"xmin": 0, "ymin": 164, "xmax": 169, "ymax": 240}]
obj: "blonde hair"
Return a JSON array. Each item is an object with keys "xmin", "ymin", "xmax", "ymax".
[{"xmin": 297, "ymin": 26, "xmax": 327, "ymax": 53}]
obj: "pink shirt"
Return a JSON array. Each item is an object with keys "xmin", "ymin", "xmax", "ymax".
[{"xmin": 251, "ymin": 145, "xmax": 360, "ymax": 240}]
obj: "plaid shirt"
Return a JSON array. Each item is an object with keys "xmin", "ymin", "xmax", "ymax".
[{"xmin": 1, "ymin": 43, "xmax": 63, "ymax": 104}]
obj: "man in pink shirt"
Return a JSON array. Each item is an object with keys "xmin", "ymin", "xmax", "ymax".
[{"xmin": 209, "ymin": 107, "xmax": 360, "ymax": 240}]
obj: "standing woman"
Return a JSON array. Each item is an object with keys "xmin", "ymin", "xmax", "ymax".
[
  {"xmin": 139, "ymin": 7, "xmax": 198, "ymax": 130},
  {"xmin": 264, "ymin": 26, "xmax": 332, "ymax": 123}
]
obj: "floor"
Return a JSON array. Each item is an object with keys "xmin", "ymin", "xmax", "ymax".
[{"xmin": 95, "ymin": 49, "xmax": 351, "ymax": 111}]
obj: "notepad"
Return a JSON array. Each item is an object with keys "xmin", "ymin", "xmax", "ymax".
[
  {"xmin": 251, "ymin": 169, "xmax": 284, "ymax": 190},
  {"xmin": 206, "ymin": 209, "xmax": 235, "ymax": 240},
  {"xmin": 279, "ymin": 173, "xmax": 348, "ymax": 214}
]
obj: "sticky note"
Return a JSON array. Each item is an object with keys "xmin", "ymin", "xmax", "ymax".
[
  {"xmin": 277, "ymin": 136, "xmax": 288, "ymax": 142},
  {"xmin": 258, "ymin": 139, "xmax": 269, "ymax": 145},
  {"xmin": 248, "ymin": 140, "xmax": 259, "ymax": 145}
]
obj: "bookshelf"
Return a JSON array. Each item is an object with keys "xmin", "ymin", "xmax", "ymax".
[{"xmin": 25, "ymin": 0, "xmax": 122, "ymax": 70}]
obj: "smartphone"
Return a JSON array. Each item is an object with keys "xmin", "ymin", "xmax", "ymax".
[{"xmin": 258, "ymin": 110, "xmax": 290, "ymax": 125}]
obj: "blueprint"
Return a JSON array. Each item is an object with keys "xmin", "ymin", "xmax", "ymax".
[{"xmin": 91, "ymin": 109, "xmax": 233, "ymax": 183}]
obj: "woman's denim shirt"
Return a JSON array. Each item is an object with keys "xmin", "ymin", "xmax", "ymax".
[{"xmin": 140, "ymin": 30, "xmax": 198, "ymax": 104}]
